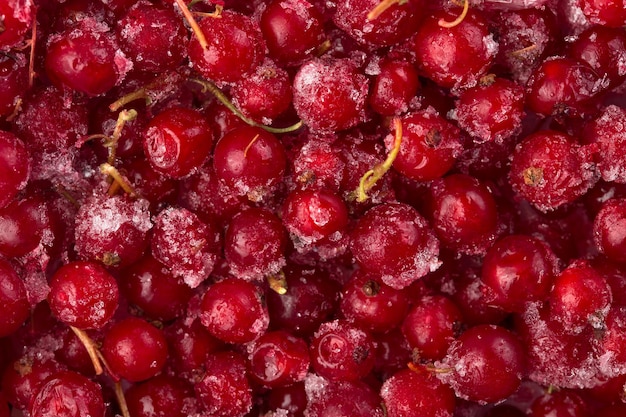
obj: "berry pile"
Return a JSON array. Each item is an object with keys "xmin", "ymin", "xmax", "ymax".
[{"xmin": 0, "ymin": 0, "xmax": 625, "ymax": 416}]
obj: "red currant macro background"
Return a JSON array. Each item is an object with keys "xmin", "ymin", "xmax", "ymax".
[{"xmin": 0, "ymin": 0, "xmax": 625, "ymax": 416}]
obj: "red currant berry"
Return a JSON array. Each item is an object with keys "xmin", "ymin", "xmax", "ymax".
[
  {"xmin": 248, "ymin": 330, "xmax": 310, "ymax": 388},
  {"xmin": 439, "ymin": 324, "xmax": 526, "ymax": 403},
  {"xmin": 380, "ymin": 367, "xmax": 456, "ymax": 417},
  {"xmin": 101, "ymin": 316, "xmax": 169, "ymax": 382},
  {"xmin": 310, "ymin": 319, "xmax": 376, "ymax": 381},
  {"xmin": 351, "ymin": 203, "xmax": 440, "ymax": 289},
  {"xmin": 194, "ymin": 351, "xmax": 252, "ymax": 417},
  {"xmin": 143, "ymin": 106, "xmax": 214, "ymax": 179},
  {"xmin": 409, "ymin": 9, "xmax": 497, "ymax": 89},
  {"xmin": 48, "ymin": 261, "xmax": 118, "ymax": 329},
  {"xmin": 213, "ymin": 125, "xmax": 287, "ymax": 201},
  {"xmin": 188, "ymin": 11, "xmax": 265, "ymax": 84},
  {"xmin": 0, "ymin": 259, "xmax": 29, "ymax": 337},
  {"xmin": 0, "ymin": 130, "xmax": 30, "ymax": 209},
  {"xmin": 29, "ymin": 371, "xmax": 105, "ymax": 417},
  {"xmin": 292, "ymin": 57, "xmax": 369, "ymax": 132},
  {"xmin": 200, "ymin": 278, "xmax": 269, "ymax": 344}
]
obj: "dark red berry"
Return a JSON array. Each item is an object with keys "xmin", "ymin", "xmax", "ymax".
[
  {"xmin": 230, "ymin": 59, "xmax": 293, "ymax": 123},
  {"xmin": 333, "ymin": 0, "xmax": 424, "ymax": 47},
  {"xmin": 439, "ymin": 324, "xmax": 526, "ymax": 403},
  {"xmin": 266, "ymin": 264, "xmax": 341, "ymax": 337},
  {"xmin": 340, "ymin": 269, "xmax": 410, "ymax": 334},
  {"xmin": 121, "ymin": 254, "xmax": 193, "ymax": 322},
  {"xmin": 260, "ymin": 0, "xmax": 326, "ymax": 67},
  {"xmin": 188, "ymin": 11, "xmax": 265, "ymax": 84},
  {"xmin": 593, "ymin": 198, "xmax": 626, "ymax": 263},
  {"xmin": 350, "ymin": 202, "xmax": 440, "ymax": 289},
  {"xmin": 143, "ymin": 106, "xmax": 214, "ymax": 179},
  {"xmin": 48, "ymin": 260, "xmax": 118, "ymax": 329},
  {"xmin": 213, "ymin": 125, "xmax": 287, "ymax": 201},
  {"xmin": 409, "ymin": 9, "xmax": 498, "ymax": 89},
  {"xmin": 74, "ymin": 194, "xmax": 152, "ymax": 268},
  {"xmin": 509, "ymin": 130, "xmax": 598, "ymax": 212},
  {"xmin": 427, "ymin": 174, "xmax": 500, "ymax": 255},
  {"xmin": 194, "ymin": 351, "xmax": 252, "ymax": 417},
  {"xmin": 380, "ymin": 367, "xmax": 456, "ymax": 417},
  {"xmin": 0, "ymin": 0, "xmax": 34, "ymax": 50},
  {"xmin": 248, "ymin": 330, "xmax": 310, "ymax": 388},
  {"xmin": 292, "ymin": 57, "xmax": 369, "ymax": 132},
  {"xmin": 389, "ymin": 109, "xmax": 463, "ymax": 181},
  {"xmin": 401, "ymin": 294, "xmax": 462, "ymax": 361},
  {"xmin": 310, "ymin": 319, "xmax": 376, "ymax": 381},
  {"xmin": 45, "ymin": 20, "xmax": 130, "ymax": 96},
  {"xmin": 548, "ymin": 259, "xmax": 612, "ymax": 334},
  {"xmin": 200, "ymin": 278, "xmax": 269, "ymax": 344},
  {"xmin": 125, "ymin": 374, "xmax": 192, "ymax": 417},
  {"xmin": 29, "ymin": 371, "xmax": 105, "ymax": 417},
  {"xmin": 481, "ymin": 234, "xmax": 559, "ymax": 313},
  {"xmin": 116, "ymin": 1, "xmax": 188, "ymax": 73},
  {"xmin": 525, "ymin": 57, "xmax": 603, "ymax": 117},
  {"xmin": 101, "ymin": 316, "xmax": 168, "ymax": 382},
  {"xmin": 454, "ymin": 77, "xmax": 525, "ymax": 143},
  {"xmin": 0, "ymin": 259, "xmax": 30, "ymax": 337},
  {"xmin": 151, "ymin": 206, "xmax": 220, "ymax": 289},
  {"xmin": 0, "ymin": 131, "xmax": 29, "ymax": 209},
  {"xmin": 368, "ymin": 59, "xmax": 421, "ymax": 117},
  {"xmin": 223, "ymin": 208, "xmax": 288, "ymax": 281}
]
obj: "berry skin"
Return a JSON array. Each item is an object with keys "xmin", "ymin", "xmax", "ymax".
[
  {"xmin": 247, "ymin": 330, "xmax": 310, "ymax": 388},
  {"xmin": 427, "ymin": 174, "xmax": 501, "ymax": 255},
  {"xmin": 260, "ymin": 0, "xmax": 326, "ymax": 67},
  {"xmin": 389, "ymin": 109, "xmax": 463, "ymax": 181},
  {"xmin": 332, "ymin": 0, "xmax": 425, "ymax": 47},
  {"xmin": 481, "ymin": 234, "xmax": 559, "ymax": 313},
  {"xmin": 74, "ymin": 194, "xmax": 152, "ymax": 268},
  {"xmin": 223, "ymin": 208, "xmax": 288, "ymax": 281},
  {"xmin": 401, "ymin": 295, "xmax": 462, "ymax": 361},
  {"xmin": 310, "ymin": 320, "xmax": 376, "ymax": 381},
  {"xmin": 282, "ymin": 188, "xmax": 349, "ymax": 256},
  {"xmin": 369, "ymin": 59, "xmax": 420, "ymax": 117},
  {"xmin": 340, "ymin": 269, "xmax": 410, "ymax": 334},
  {"xmin": 116, "ymin": 1, "xmax": 188, "ymax": 73},
  {"xmin": 48, "ymin": 261, "xmax": 118, "ymax": 330},
  {"xmin": 454, "ymin": 77, "xmax": 525, "ymax": 143}
]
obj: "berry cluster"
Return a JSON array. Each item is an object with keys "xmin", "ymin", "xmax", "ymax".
[{"xmin": 0, "ymin": 0, "xmax": 625, "ymax": 416}]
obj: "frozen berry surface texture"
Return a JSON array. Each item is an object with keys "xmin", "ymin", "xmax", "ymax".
[{"xmin": 2, "ymin": 1, "xmax": 626, "ymax": 417}]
